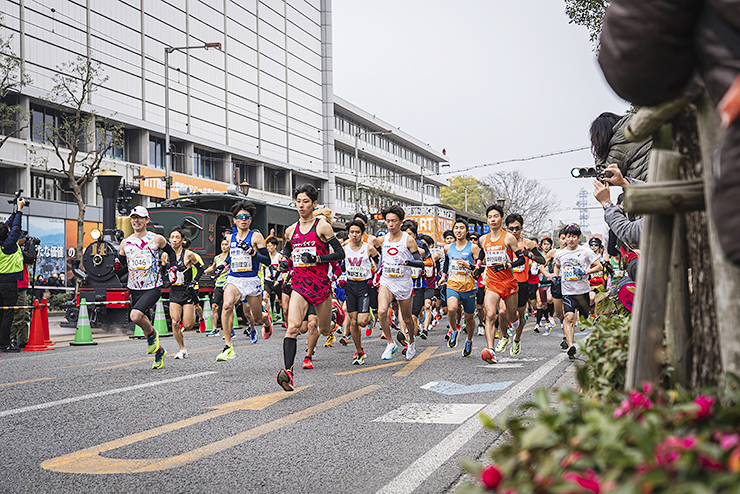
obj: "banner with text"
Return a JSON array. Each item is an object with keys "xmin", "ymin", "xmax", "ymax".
[{"xmin": 138, "ymin": 167, "xmax": 230, "ymax": 199}]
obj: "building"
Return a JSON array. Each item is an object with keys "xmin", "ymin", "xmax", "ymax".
[{"xmin": 0, "ymin": 0, "xmax": 446, "ymax": 280}]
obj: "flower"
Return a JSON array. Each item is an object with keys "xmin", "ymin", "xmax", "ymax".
[
  {"xmin": 728, "ymin": 448, "xmax": 740, "ymax": 473},
  {"xmin": 480, "ymin": 465, "xmax": 503, "ymax": 490},
  {"xmin": 563, "ymin": 469, "xmax": 602, "ymax": 493},
  {"xmin": 693, "ymin": 396, "xmax": 715, "ymax": 419},
  {"xmin": 698, "ymin": 454, "xmax": 723, "ymax": 471},
  {"xmin": 713, "ymin": 431, "xmax": 740, "ymax": 451}
]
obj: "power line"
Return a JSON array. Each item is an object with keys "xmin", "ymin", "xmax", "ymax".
[{"xmin": 438, "ymin": 146, "xmax": 591, "ymax": 176}]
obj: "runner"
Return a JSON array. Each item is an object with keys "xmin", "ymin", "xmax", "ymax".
[
  {"xmin": 439, "ymin": 229, "xmax": 455, "ymax": 336},
  {"xmin": 377, "ymin": 205, "xmax": 426, "ymax": 361},
  {"xmin": 263, "ymin": 237, "xmax": 284, "ymax": 323},
  {"xmin": 277, "ymin": 184, "xmax": 345, "ymax": 391},
  {"xmin": 469, "ymin": 233, "xmax": 486, "ymax": 337},
  {"xmin": 343, "ymin": 220, "xmax": 379, "ymax": 364},
  {"xmin": 116, "ymin": 206, "xmax": 179, "ymax": 369},
  {"xmin": 400, "ymin": 220, "xmax": 430, "ymax": 348},
  {"xmin": 588, "ymin": 237, "xmax": 606, "ymax": 309},
  {"xmin": 441, "ymin": 219, "xmax": 482, "ymax": 357},
  {"xmin": 554, "ymin": 224, "xmax": 604, "ymax": 358},
  {"xmin": 351, "ymin": 213, "xmax": 380, "ymax": 336},
  {"xmin": 217, "ymin": 200, "xmax": 274, "ymax": 362},
  {"xmin": 497, "ymin": 213, "xmax": 545, "ymax": 356},
  {"xmin": 418, "ymin": 234, "xmax": 439, "ymax": 339},
  {"xmin": 535, "ymin": 237, "xmax": 555, "ymax": 335},
  {"xmin": 549, "ymin": 228, "xmax": 568, "ymax": 349},
  {"xmin": 478, "ymin": 204, "xmax": 526, "ymax": 364},
  {"xmin": 204, "ymin": 237, "xmax": 230, "ymax": 336},
  {"xmin": 183, "ymin": 238, "xmax": 206, "ymax": 333}
]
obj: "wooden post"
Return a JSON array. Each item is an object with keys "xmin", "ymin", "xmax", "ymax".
[
  {"xmin": 666, "ymin": 214, "xmax": 692, "ymax": 386},
  {"xmin": 625, "ymin": 150, "xmax": 683, "ymax": 389},
  {"xmin": 695, "ymin": 94, "xmax": 740, "ymax": 375}
]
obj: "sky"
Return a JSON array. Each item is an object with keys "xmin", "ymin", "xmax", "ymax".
[{"xmin": 331, "ymin": 0, "xmax": 629, "ymax": 237}]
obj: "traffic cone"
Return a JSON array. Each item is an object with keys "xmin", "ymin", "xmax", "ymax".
[
  {"xmin": 70, "ymin": 298, "xmax": 98, "ymax": 346},
  {"xmin": 203, "ymin": 296, "xmax": 213, "ymax": 333},
  {"xmin": 41, "ymin": 297, "xmax": 55, "ymax": 347},
  {"xmin": 154, "ymin": 298, "xmax": 171, "ymax": 337},
  {"xmin": 23, "ymin": 299, "xmax": 52, "ymax": 352},
  {"xmin": 130, "ymin": 324, "xmax": 145, "ymax": 339},
  {"xmin": 233, "ymin": 307, "xmax": 240, "ymax": 329}
]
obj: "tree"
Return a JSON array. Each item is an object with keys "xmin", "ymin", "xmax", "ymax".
[
  {"xmin": 564, "ymin": 0, "xmax": 609, "ymax": 48},
  {"xmin": 483, "ymin": 170, "xmax": 561, "ymax": 239},
  {"xmin": 0, "ymin": 15, "xmax": 31, "ymax": 148},
  {"xmin": 440, "ymin": 175, "xmax": 492, "ymax": 214},
  {"xmin": 31, "ymin": 56, "xmax": 123, "ymax": 264}
]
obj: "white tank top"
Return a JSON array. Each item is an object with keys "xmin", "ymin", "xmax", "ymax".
[
  {"xmin": 345, "ymin": 242, "xmax": 372, "ymax": 281},
  {"xmin": 381, "ymin": 232, "xmax": 413, "ymax": 281},
  {"xmin": 123, "ymin": 232, "xmax": 161, "ymax": 290}
]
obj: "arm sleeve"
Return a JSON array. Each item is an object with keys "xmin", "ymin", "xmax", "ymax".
[
  {"xmin": 1, "ymin": 211, "xmax": 21, "ymax": 253},
  {"xmin": 280, "ymin": 240, "xmax": 293, "ymax": 260},
  {"xmin": 528, "ymin": 246, "xmax": 546, "ymax": 265},
  {"xmin": 604, "ymin": 206, "xmax": 642, "ymax": 250},
  {"xmin": 443, "ymin": 253, "xmax": 450, "ymax": 273},
  {"xmin": 161, "ymin": 242, "xmax": 177, "ymax": 264},
  {"xmin": 510, "ymin": 249, "xmax": 526, "ymax": 268},
  {"xmin": 607, "ymin": 229, "xmax": 620, "ymax": 257},
  {"xmin": 192, "ymin": 261, "xmax": 205, "ymax": 283},
  {"xmin": 253, "ymin": 247, "xmax": 271, "ymax": 266},
  {"xmin": 318, "ymin": 237, "xmax": 346, "ymax": 263},
  {"xmin": 405, "ymin": 249, "xmax": 425, "ymax": 268}
]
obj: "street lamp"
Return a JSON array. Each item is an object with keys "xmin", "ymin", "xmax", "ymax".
[
  {"xmin": 354, "ymin": 129, "xmax": 392, "ymax": 214},
  {"xmin": 463, "ymin": 183, "xmax": 490, "ymax": 212},
  {"xmin": 164, "ymin": 41, "xmax": 222, "ymax": 199}
]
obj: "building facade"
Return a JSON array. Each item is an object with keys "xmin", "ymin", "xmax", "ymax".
[{"xmin": 0, "ymin": 0, "xmax": 446, "ymax": 278}]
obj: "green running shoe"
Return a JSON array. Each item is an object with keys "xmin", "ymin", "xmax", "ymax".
[
  {"xmin": 495, "ymin": 336, "xmax": 509, "ymax": 353},
  {"xmin": 216, "ymin": 344, "xmax": 235, "ymax": 361},
  {"xmin": 152, "ymin": 347, "xmax": 166, "ymax": 369},
  {"xmin": 510, "ymin": 339, "xmax": 521, "ymax": 357},
  {"xmin": 146, "ymin": 330, "xmax": 160, "ymax": 355}
]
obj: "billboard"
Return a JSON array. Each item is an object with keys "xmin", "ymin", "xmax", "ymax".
[
  {"xmin": 27, "ymin": 216, "xmax": 66, "ymax": 282},
  {"xmin": 138, "ymin": 167, "xmax": 230, "ymax": 199},
  {"xmin": 407, "ymin": 215, "xmax": 454, "ymax": 244}
]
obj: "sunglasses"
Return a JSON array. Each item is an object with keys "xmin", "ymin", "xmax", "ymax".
[
  {"xmin": 235, "ymin": 213, "xmax": 252, "ymax": 220},
  {"xmin": 507, "ymin": 226, "xmax": 522, "ymax": 231}
]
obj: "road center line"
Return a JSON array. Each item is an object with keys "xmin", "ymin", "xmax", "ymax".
[
  {"xmin": 0, "ymin": 372, "xmax": 217, "ymax": 418},
  {"xmin": 0, "ymin": 377, "xmax": 54, "ymax": 387},
  {"xmin": 375, "ymin": 352, "xmax": 568, "ymax": 494},
  {"xmin": 393, "ymin": 347, "xmax": 437, "ymax": 377}
]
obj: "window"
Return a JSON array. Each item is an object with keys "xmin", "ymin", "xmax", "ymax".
[
  {"xmin": 96, "ymin": 125, "xmax": 126, "ymax": 161},
  {"xmin": 149, "ymin": 136, "xmax": 165, "ymax": 169},
  {"xmin": 31, "ymin": 173, "xmax": 75, "ymax": 203},
  {"xmin": 171, "ymin": 143, "xmax": 184, "ymax": 173},
  {"xmin": 265, "ymin": 168, "xmax": 286, "ymax": 194},
  {"xmin": 194, "ymin": 148, "xmax": 218, "ymax": 179}
]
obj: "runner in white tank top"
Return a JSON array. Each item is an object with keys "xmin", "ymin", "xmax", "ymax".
[{"xmin": 380, "ymin": 231, "xmax": 414, "ymax": 301}]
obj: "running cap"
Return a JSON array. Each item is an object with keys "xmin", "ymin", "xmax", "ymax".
[{"xmin": 130, "ymin": 206, "xmax": 149, "ymax": 218}]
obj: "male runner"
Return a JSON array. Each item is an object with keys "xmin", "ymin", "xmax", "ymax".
[
  {"xmin": 377, "ymin": 205, "xmax": 426, "ymax": 361},
  {"xmin": 277, "ymin": 184, "xmax": 345, "ymax": 391},
  {"xmin": 204, "ymin": 237, "xmax": 230, "ymax": 336},
  {"xmin": 217, "ymin": 200, "xmax": 273, "ymax": 361},
  {"xmin": 478, "ymin": 204, "xmax": 527, "ymax": 364},
  {"xmin": 116, "ymin": 206, "xmax": 179, "ymax": 369},
  {"xmin": 352, "ymin": 212, "xmax": 380, "ymax": 335},
  {"xmin": 418, "ymin": 234, "xmax": 439, "ymax": 339},
  {"xmin": 263, "ymin": 237, "xmax": 284, "ymax": 321}
]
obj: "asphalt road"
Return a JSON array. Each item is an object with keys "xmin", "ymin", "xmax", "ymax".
[{"xmin": 0, "ymin": 316, "xmax": 580, "ymax": 494}]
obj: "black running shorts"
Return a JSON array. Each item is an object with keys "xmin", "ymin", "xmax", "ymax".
[
  {"xmin": 169, "ymin": 287, "xmax": 197, "ymax": 306},
  {"xmin": 345, "ymin": 280, "xmax": 370, "ymax": 314},
  {"xmin": 517, "ymin": 282, "xmax": 530, "ymax": 308},
  {"xmin": 563, "ymin": 293, "xmax": 591, "ymax": 318},
  {"xmin": 130, "ymin": 288, "xmax": 161, "ymax": 314}
]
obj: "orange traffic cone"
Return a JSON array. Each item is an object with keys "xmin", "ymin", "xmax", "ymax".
[
  {"xmin": 23, "ymin": 300, "xmax": 52, "ymax": 352},
  {"xmin": 41, "ymin": 297, "xmax": 55, "ymax": 347}
]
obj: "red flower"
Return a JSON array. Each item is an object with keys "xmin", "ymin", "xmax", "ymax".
[
  {"xmin": 693, "ymin": 396, "xmax": 715, "ymax": 419},
  {"xmin": 713, "ymin": 432, "xmax": 740, "ymax": 451},
  {"xmin": 698, "ymin": 454, "xmax": 723, "ymax": 471},
  {"xmin": 480, "ymin": 465, "xmax": 503, "ymax": 490},
  {"xmin": 563, "ymin": 469, "xmax": 602, "ymax": 493}
]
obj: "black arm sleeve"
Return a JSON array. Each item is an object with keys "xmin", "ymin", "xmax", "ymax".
[
  {"xmin": 370, "ymin": 254, "xmax": 380, "ymax": 265},
  {"xmin": 280, "ymin": 241, "xmax": 293, "ymax": 260},
  {"xmin": 443, "ymin": 253, "xmax": 450, "ymax": 273},
  {"xmin": 529, "ymin": 246, "xmax": 546, "ymax": 265},
  {"xmin": 478, "ymin": 248, "xmax": 486, "ymax": 262},
  {"xmin": 162, "ymin": 242, "xmax": 177, "ymax": 264},
  {"xmin": 317, "ymin": 237, "xmax": 346, "ymax": 263},
  {"xmin": 192, "ymin": 262, "xmax": 205, "ymax": 283},
  {"xmin": 253, "ymin": 247, "xmax": 271, "ymax": 266},
  {"xmin": 510, "ymin": 249, "xmax": 526, "ymax": 268},
  {"xmin": 405, "ymin": 249, "xmax": 425, "ymax": 268}
]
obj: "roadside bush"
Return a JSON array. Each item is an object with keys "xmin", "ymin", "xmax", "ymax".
[
  {"xmin": 577, "ymin": 315, "xmax": 631, "ymax": 397},
  {"xmin": 49, "ymin": 292, "xmax": 69, "ymax": 311},
  {"xmin": 458, "ymin": 374, "xmax": 740, "ymax": 494}
]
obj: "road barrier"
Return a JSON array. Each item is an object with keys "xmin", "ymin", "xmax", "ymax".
[{"xmin": 24, "ymin": 299, "xmax": 53, "ymax": 352}]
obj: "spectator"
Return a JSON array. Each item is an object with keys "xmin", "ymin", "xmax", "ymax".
[
  {"xmin": 10, "ymin": 234, "xmax": 37, "ymax": 349},
  {"xmin": 593, "ymin": 164, "xmax": 642, "ymax": 251},
  {"xmin": 0, "ymin": 197, "xmax": 26, "ymax": 352},
  {"xmin": 590, "ymin": 112, "xmax": 653, "ymax": 182}
]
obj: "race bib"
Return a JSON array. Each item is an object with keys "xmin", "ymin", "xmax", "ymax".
[
  {"xmin": 450, "ymin": 259, "xmax": 469, "ymax": 275},
  {"xmin": 347, "ymin": 265, "xmax": 368, "ymax": 281},
  {"xmin": 411, "ymin": 267, "xmax": 422, "ymax": 279},
  {"xmin": 486, "ymin": 249, "xmax": 507, "ymax": 266},
  {"xmin": 130, "ymin": 254, "xmax": 151, "ymax": 271},
  {"xmin": 385, "ymin": 264, "xmax": 405, "ymax": 278},
  {"xmin": 231, "ymin": 250, "xmax": 253, "ymax": 273},
  {"xmin": 292, "ymin": 246, "xmax": 317, "ymax": 267},
  {"xmin": 424, "ymin": 265, "xmax": 434, "ymax": 278}
]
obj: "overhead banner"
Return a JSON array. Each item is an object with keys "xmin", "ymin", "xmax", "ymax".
[{"xmin": 138, "ymin": 167, "xmax": 230, "ymax": 199}]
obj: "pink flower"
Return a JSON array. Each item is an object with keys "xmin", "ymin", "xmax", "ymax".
[
  {"xmin": 563, "ymin": 469, "xmax": 602, "ymax": 493},
  {"xmin": 699, "ymin": 454, "xmax": 723, "ymax": 471},
  {"xmin": 480, "ymin": 465, "xmax": 503, "ymax": 490},
  {"xmin": 713, "ymin": 432, "xmax": 740, "ymax": 451},
  {"xmin": 629, "ymin": 390, "xmax": 653, "ymax": 409},
  {"xmin": 693, "ymin": 396, "xmax": 715, "ymax": 419},
  {"xmin": 642, "ymin": 382, "xmax": 652, "ymax": 394}
]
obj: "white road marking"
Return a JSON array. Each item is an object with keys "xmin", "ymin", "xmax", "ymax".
[
  {"xmin": 476, "ymin": 364, "xmax": 523, "ymax": 369},
  {"xmin": 375, "ymin": 353, "xmax": 568, "ymax": 494},
  {"xmin": 374, "ymin": 403, "xmax": 486, "ymax": 425},
  {"xmin": 0, "ymin": 372, "xmax": 217, "ymax": 418}
]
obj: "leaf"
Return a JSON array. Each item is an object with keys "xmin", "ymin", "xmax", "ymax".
[
  {"xmin": 520, "ymin": 422, "xmax": 559, "ymax": 449},
  {"xmin": 534, "ymin": 387, "xmax": 550, "ymax": 411},
  {"xmin": 458, "ymin": 458, "xmax": 482, "ymax": 475},
  {"xmin": 478, "ymin": 412, "xmax": 496, "ymax": 430}
]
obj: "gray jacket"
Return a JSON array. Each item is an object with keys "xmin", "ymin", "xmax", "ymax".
[{"xmin": 604, "ymin": 205, "xmax": 641, "ymax": 250}]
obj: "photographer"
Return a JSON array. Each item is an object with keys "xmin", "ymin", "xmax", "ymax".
[
  {"xmin": 10, "ymin": 232, "xmax": 39, "ymax": 349},
  {"xmin": 0, "ymin": 197, "xmax": 27, "ymax": 352},
  {"xmin": 593, "ymin": 164, "xmax": 642, "ymax": 251}
]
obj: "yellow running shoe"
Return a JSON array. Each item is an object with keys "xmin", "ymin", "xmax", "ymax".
[
  {"xmin": 146, "ymin": 330, "xmax": 160, "ymax": 355},
  {"xmin": 216, "ymin": 344, "xmax": 235, "ymax": 361},
  {"xmin": 152, "ymin": 347, "xmax": 166, "ymax": 369},
  {"xmin": 324, "ymin": 333, "xmax": 335, "ymax": 347}
]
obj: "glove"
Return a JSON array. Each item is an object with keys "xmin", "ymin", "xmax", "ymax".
[
  {"xmin": 213, "ymin": 264, "xmax": 225, "ymax": 276},
  {"xmin": 472, "ymin": 265, "xmax": 484, "ymax": 278},
  {"xmin": 574, "ymin": 267, "xmax": 587, "ymax": 278},
  {"xmin": 300, "ymin": 251, "xmax": 317, "ymax": 264},
  {"xmin": 493, "ymin": 263, "xmax": 509, "ymax": 273},
  {"xmin": 238, "ymin": 240, "xmax": 255, "ymax": 255},
  {"xmin": 279, "ymin": 259, "xmax": 290, "ymax": 273},
  {"xmin": 337, "ymin": 279, "xmax": 347, "ymax": 289},
  {"xmin": 114, "ymin": 257, "xmax": 124, "ymax": 272}
]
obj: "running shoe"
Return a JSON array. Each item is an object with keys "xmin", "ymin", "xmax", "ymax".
[
  {"xmin": 352, "ymin": 351, "xmax": 366, "ymax": 365},
  {"xmin": 205, "ymin": 328, "xmax": 219, "ymax": 337},
  {"xmin": 406, "ymin": 342, "xmax": 416, "ymax": 360},
  {"xmin": 397, "ymin": 330, "xmax": 408, "ymax": 347},
  {"xmin": 302, "ymin": 357, "xmax": 313, "ymax": 370},
  {"xmin": 445, "ymin": 328, "xmax": 451, "ymax": 341},
  {"xmin": 249, "ymin": 326, "xmax": 258, "ymax": 344},
  {"xmin": 146, "ymin": 330, "xmax": 160, "ymax": 355},
  {"xmin": 495, "ymin": 336, "xmax": 509, "ymax": 353},
  {"xmin": 462, "ymin": 339, "xmax": 472, "ymax": 357},
  {"xmin": 339, "ymin": 335, "xmax": 349, "ymax": 346},
  {"xmin": 243, "ymin": 327, "xmax": 249, "ymax": 335},
  {"xmin": 481, "ymin": 348, "xmax": 497, "ymax": 364},
  {"xmin": 263, "ymin": 312, "xmax": 273, "ymax": 340},
  {"xmin": 477, "ymin": 325, "xmax": 485, "ymax": 337},
  {"xmin": 494, "ymin": 329, "xmax": 500, "ymax": 339},
  {"xmin": 380, "ymin": 332, "xmax": 387, "ymax": 340},
  {"xmin": 324, "ymin": 333, "xmax": 336, "ymax": 347},
  {"xmin": 173, "ymin": 349, "xmax": 188, "ymax": 359},
  {"xmin": 152, "ymin": 347, "xmax": 166, "ymax": 369},
  {"xmin": 560, "ymin": 338, "xmax": 569, "ymax": 350},
  {"xmin": 568, "ymin": 345, "xmax": 577, "ymax": 359},
  {"xmin": 543, "ymin": 325, "xmax": 551, "ymax": 336},
  {"xmin": 420, "ymin": 329, "xmax": 428, "ymax": 340},
  {"xmin": 277, "ymin": 368, "xmax": 294, "ymax": 392},
  {"xmin": 510, "ymin": 339, "xmax": 521, "ymax": 357},
  {"xmin": 533, "ymin": 324, "xmax": 540, "ymax": 333},
  {"xmin": 381, "ymin": 342, "xmax": 398, "ymax": 360},
  {"xmin": 365, "ymin": 326, "xmax": 373, "ymax": 337},
  {"xmin": 216, "ymin": 344, "xmax": 235, "ymax": 361},
  {"xmin": 448, "ymin": 329, "xmax": 459, "ymax": 348}
]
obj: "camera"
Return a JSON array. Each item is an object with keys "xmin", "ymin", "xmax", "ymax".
[{"xmin": 7, "ymin": 189, "xmax": 30, "ymax": 206}]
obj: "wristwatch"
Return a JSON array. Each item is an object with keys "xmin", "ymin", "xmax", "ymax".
[{"xmin": 602, "ymin": 201, "xmax": 614, "ymax": 210}]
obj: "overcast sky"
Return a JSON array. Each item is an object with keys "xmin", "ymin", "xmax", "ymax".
[{"xmin": 332, "ymin": 0, "xmax": 629, "ymax": 236}]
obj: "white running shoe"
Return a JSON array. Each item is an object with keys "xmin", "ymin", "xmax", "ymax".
[
  {"xmin": 477, "ymin": 325, "xmax": 485, "ymax": 336},
  {"xmin": 174, "ymin": 349, "xmax": 188, "ymax": 359},
  {"xmin": 406, "ymin": 342, "xmax": 416, "ymax": 360},
  {"xmin": 381, "ymin": 342, "xmax": 398, "ymax": 360}
]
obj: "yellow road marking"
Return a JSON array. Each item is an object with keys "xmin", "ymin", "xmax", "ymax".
[
  {"xmin": 334, "ymin": 346, "xmax": 479, "ymax": 376},
  {"xmin": 41, "ymin": 384, "xmax": 381, "ymax": 474},
  {"xmin": 0, "ymin": 377, "xmax": 54, "ymax": 387},
  {"xmin": 393, "ymin": 347, "xmax": 438, "ymax": 377}
]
